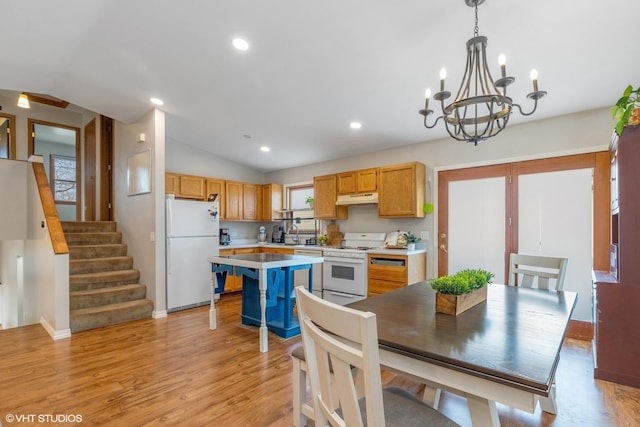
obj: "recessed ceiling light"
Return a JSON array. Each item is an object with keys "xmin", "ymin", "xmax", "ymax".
[
  {"xmin": 260, "ymin": 146, "xmax": 270, "ymax": 152},
  {"xmin": 150, "ymin": 97, "xmax": 164, "ymax": 106},
  {"xmin": 350, "ymin": 122, "xmax": 362, "ymax": 129},
  {"xmin": 232, "ymin": 38, "xmax": 249, "ymax": 51}
]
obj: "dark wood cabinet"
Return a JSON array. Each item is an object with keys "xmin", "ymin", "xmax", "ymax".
[{"xmin": 593, "ymin": 125, "xmax": 640, "ymax": 389}]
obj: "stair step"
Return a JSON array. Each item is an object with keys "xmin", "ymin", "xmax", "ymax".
[
  {"xmin": 70, "ymin": 299, "xmax": 153, "ymax": 333},
  {"xmin": 61, "ymin": 221, "xmax": 117, "ymax": 233},
  {"xmin": 65, "ymin": 232, "xmax": 123, "ymax": 245},
  {"xmin": 70, "ymin": 284, "xmax": 148, "ymax": 310},
  {"xmin": 70, "ymin": 269, "xmax": 141, "ymax": 292},
  {"xmin": 69, "ymin": 244, "xmax": 128, "ymax": 260},
  {"xmin": 70, "ymin": 256, "xmax": 134, "ymax": 275}
]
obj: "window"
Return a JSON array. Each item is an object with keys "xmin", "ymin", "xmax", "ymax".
[
  {"xmin": 50, "ymin": 154, "xmax": 76, "ymax": 204},
  {"xmin": 286, "ymin": 183, "xmax": 315, "ymax": 232}
]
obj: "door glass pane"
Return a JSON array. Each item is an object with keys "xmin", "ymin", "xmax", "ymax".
[
  {"xmin": 518, "ymin": 169, "xmax": 593, "ymax": 321},
  {"xmin": 448, "ymin": 177, "xmax": 506, "ymax": 283}
]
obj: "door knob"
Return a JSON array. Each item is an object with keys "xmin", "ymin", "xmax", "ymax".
[{"xmin": 439, "ymin": 244, "xmax": 448, "ymax": 253}]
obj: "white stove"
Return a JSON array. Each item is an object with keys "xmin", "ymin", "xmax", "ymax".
[{"xmin": 322, "ymin": 233, "xmax": 385, "ymax": 305}]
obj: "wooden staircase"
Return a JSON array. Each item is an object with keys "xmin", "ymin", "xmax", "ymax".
[{"xmin": 62, "ymin": 221, "xmax": 153, "ymax": 333}]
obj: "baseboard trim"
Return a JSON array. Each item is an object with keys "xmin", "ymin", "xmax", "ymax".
[
  {"xmin": 566, "ymin": 319, "xmax": 593, "ymax": 341},
  {"xmin": 153, "ymin": 310, "xmax": 167, "ymax": 319},
  {"xmin": 40, "ymin": 316, "xmax": 71, "ymax": 340}
]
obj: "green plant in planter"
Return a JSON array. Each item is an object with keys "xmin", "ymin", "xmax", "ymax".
[
  {"xmin": 305, "ymin": 196, "xmax": 314, "ymax": 208},
  {"xmin": 403, "ymin": 231, "xmax": 421, "ymax": 244},
  {"xmin": 611, "ymin": 85, "xmax": 640, "ymax": 136},
  {"xmin": 429, "ymin": 269, "xmax": 494, "ymax": 295}
]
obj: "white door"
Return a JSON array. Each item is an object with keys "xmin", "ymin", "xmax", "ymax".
[
  {"xmin": 448, "ymin": 177, "xmax": 507, "ymax": 283},
  {"xmin": 518, "ymin": 168, "xmax": 593, "ymax": 321}
]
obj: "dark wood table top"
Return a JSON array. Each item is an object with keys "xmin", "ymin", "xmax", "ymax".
[{"xmin": 348, "ymin": 282, "xmax": 577, "ymax": 394}]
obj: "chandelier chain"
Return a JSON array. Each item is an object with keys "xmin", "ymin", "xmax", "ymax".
[{"xmin": 474, "ymin": 3, "xmax": 479, "ymax": 37}]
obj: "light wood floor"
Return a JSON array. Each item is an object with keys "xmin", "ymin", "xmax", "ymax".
[{"xmin": 1, "ymin": 293, "xmax": 639, "ymax": 426}]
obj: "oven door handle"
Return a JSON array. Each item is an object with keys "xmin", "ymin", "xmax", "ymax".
[{"xmin": 324, "ymin": 257, "xmax": 364, "ymax": 265}]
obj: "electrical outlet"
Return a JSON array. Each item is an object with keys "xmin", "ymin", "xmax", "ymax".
[
  {"xmin": 231, "ymin": 230, "xmax": 238, "ymax": 237},
  {"xmin": 420, "ymin": 231, "xmax": 429, "ymax": 241},
  {"xmin": 150, "ymin": 231, "xmax": 155, "ymax": 242}
]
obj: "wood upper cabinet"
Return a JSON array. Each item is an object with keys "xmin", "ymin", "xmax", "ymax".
[
  {"xmin": 206, "ymin": 178, "xmax": 225, "ymax": 219},
  {"xmin": 378, "ymin": 162, "xmax": 426, "ymax": 218},
  {"xmin": 313, "ymin": 174, "xmax": 348, "ymax": 220},
  {"xmin": 165, "ymin": 173, "xmax": 180, "ymax": 195},
  {"xmin": 262, "ymin": 184, "xmax": 283, "ymax": 221},
  {"xmin": 243, "ymin": 183, "xmax": 258, "ymax": 220},
  {"xmin": 337, "ymin": 168, "xmax": 378, "ymax": 195},
  {"xmin": 225, "ymin": 181, "xmax": 243, "ymax": 220},
  {"xmin": 179, "ymin": 175, "xmax": 205, "ymax": 199},
  {"xmin": 165, "ymin": 173, "xmax": 205, "ymax": 200}
]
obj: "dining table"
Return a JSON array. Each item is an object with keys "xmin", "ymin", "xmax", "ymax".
[{"xmin": 347, "ymin": 282, "xmax": 577, "ymax": 427}]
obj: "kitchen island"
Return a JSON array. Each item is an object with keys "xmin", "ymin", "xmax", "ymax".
[{"xmin": 208, "ymin": 253, "xmax": 323, "ymax": 352}]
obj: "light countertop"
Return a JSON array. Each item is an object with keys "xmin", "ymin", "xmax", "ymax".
[
  {"xmin": 219, "ymin": 242, "xmax": 426, "ymax": 256},
  {"xmin": 209, "ymin": 253, "xmax": 323, "ymax": 269}
]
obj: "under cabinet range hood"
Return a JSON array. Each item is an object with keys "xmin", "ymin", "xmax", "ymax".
[{"xmin": 335, "ymin": 193, "xmax": 379, "ymax": 205}]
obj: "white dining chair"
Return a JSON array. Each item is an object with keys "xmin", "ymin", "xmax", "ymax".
[
  {"xmin": 294, "ymin": 286, "xmax": 460, "ymax": 427},
  {"xmin": 508, "ymin": 253, "xmax": 568, "ymax": 290}
]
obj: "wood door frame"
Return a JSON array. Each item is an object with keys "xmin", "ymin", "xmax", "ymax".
[
  {"xmin": 84, "ymin": 118, "xmax": 97, "ymax": 221},
  {"xmin": 437, "ymin": 152, "xmax": 610, "ymax": 279},
  {"xmin": 99, "ymin": 116, "xmax": 114, "ymax": 221},
  {"xmin": 28, "ymin": 118, "xmax": 82, "ymax": 220},
  {"xmin": 0, "ymin": 112, "xmax": 17, "ymax": 159}
]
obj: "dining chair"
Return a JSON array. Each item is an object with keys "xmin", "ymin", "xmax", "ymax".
[
  {"xmin": 508, "ymin": 253, "xmax": 569, "ymax": 290},
  {"xmin": 294, "ymin": 286, "xmax": 460, "ymax": 427}
]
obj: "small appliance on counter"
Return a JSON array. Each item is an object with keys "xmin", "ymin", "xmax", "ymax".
[
  {"xmin": 272, "ymin": 225, "xmax": 284, "ymax": 243},
  {"xmin": 220, "ymin": 228, "xmax": 231, "ymax": 245},
  {"xmin": 258, "ymin": 226, "xmax": 267, "ymax": 244}
]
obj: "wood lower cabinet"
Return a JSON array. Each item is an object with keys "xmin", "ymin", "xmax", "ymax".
[
  {"xmin": 367, "ymin": 252, "xmax": 426, "ymax": 297},
  {"xmin": 219, "ymin": 246, "xmax": 295, "ymax": 292},
  {"xmin": 260, "ymin": 247, "xmax": 294, "ymax": 254},
  {"xmin": 313, "ymin": 174, "xmax": 348, "ymax": 220},
  {"xmin": 219, "ymin": 247, "xmax": 258, "ymax": 292},
  {"xmin": 378, "ymin": 162, "xmax": 426, "ymax": 218}
]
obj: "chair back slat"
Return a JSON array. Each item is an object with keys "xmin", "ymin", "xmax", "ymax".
[
  {"xmin": 508, "ymin": 253, "xmax": 569, "ymax": 290},
  {"xmin": 296, "ymin": 287, "xmax": 386, "ymax": 427}
]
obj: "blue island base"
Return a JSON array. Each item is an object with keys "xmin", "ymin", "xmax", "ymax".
[{"xmin": 237, "ymin": 263, "xmax": 312, "ymax": 339}]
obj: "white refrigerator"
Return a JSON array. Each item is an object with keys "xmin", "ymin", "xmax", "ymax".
[{"xmin": 166, "ymin": 196, "xmax": 220, "ymax": 312}]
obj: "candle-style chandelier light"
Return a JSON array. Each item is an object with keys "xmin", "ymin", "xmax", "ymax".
[{"xmin": 419, "ymin": 0, "xmax": 547, "ymax": 145}]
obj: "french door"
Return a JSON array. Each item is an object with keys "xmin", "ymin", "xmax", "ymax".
[{"xmin": 438, "ymin": 152, "xmax": 610, "ymax": 284}]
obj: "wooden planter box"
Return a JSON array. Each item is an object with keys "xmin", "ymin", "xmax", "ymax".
[{"xmin": 435, "ymin": 286, "xmax": 487, "ymax": 315}]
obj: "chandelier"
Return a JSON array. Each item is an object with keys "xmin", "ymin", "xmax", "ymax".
[{"xmin": 419, "ymin": 0, "xmax": 547, "ymax": 145}]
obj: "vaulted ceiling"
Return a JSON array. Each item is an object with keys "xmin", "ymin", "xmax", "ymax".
[{"xmin": 4, "ymin": 0, "xmax": 639, "ymax": 171}]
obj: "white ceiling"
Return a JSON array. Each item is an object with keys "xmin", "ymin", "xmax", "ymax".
[{"xmin": 3, "ymin": 1, "xmax": 638, "ymax": 172}]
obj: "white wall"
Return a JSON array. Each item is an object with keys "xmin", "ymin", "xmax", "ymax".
[
  {"xmin": 0, "ymin": 160, "xmax": 27, "ymax": 239},
  {"xmin": 166, "ymin": 139, "xmax": 265, "ymax": 183},
  {"xmin": 265, "ymin": 108, "xmax": 613, "ymax": 279},
  {"xmin": 114, "ymin": 109, "xmax": 165, "ymax": 316}
]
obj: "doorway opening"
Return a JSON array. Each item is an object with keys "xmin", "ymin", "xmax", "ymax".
[{"xmin": 28, "ymin": 119, "xmax": 81, "ymax": 221}]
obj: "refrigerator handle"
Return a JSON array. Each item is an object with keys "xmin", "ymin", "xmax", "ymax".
[
  {"xmin": 166, "ymin": 202, "xmax": 172, "ymax": 237},
  {"xmin": 167, "ymin": 238, "xmax": 172, "ymax": 275}
]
